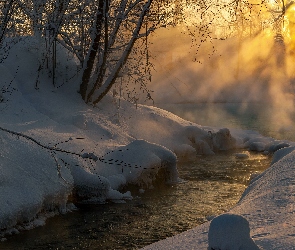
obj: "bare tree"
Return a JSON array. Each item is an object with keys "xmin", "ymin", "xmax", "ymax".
[
  {"xmin": 4, "ymin": 0, "xmax": 292, "ymax": 104},
  {"xmin": 78, "ymin": 0, "xmax": 155, "ymax": 104},
  {"xmin": 0, "ymin": 0, "xmax": 15, "ymax": 62},
  {"xmin": 79, "ymin": 0, "xmax": 106, "ymax": 100}
]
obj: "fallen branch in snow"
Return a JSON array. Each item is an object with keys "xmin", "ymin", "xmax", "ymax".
[
  {"xmin": 50, "ymin": 151, "xmax": 71, "ymax": 185},
  {"xmin": 0, "ymin": 126, "xmax": 172, "ymax": 184},
  {"xmin": 0, "ymin": 125, "xmax": 97, "ymax": 161},
  {"xmin": 0, "ymin": 125, "xmax": 103, "ymax": 186}
]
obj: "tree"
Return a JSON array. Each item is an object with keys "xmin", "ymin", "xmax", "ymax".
[
  {"xmin": 79, "ymin": 0, "xmax": 154, "ymax": 104},
  {"xmin": 0, "ymin": 1, "xmax": 14, "ymax": 44},
  {"xmin": 4, "ymin": 0, "xmax": 293, "ymax": 104},
  {"xmin": 0, "ymin": 0, "xmax": 15, "ymax": 62}
]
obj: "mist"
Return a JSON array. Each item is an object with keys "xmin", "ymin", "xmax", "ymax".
[{"xmin": 148, "ymin": 26, "xmax": 295, "ymax": 135}]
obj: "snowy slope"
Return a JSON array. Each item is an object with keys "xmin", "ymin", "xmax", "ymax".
[
  {"xmin": 1, "ymin": 37, "xmax": 295, "ymax": 250},
  {"xmin": 142, "ymin": 142, "xmax": 295, "ymax": 249},
  {"xmin": 0, "ymin": 38, "xmax": 237, "ymax": 238}
]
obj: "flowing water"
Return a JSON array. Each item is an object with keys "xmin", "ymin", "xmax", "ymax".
[
  {"xmin": 1, "ymin": 102, "xmax": 283, "ymax": 250},
  {"xmin": 1, "ymin": 151, "xmax": 271, "ymax": 250}
]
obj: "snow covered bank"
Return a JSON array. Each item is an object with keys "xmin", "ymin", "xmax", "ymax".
[
  {"xmin": 208, "ymin": 214, "xmax": 260, "ymax": 250},
  {"xmin": 0, "ymin": 38, "xmax": 239, "ymax": 238},
  {"xmin": 0, "ymin": 132, "xmax": 73, "ymax": 231},
  {"xmin": 142, "ymin": 137, "xmax": 295, "ymax": 249},
  {"xmin": 2, "ymin": 37, "xmax": 295, "ymax": 250}
]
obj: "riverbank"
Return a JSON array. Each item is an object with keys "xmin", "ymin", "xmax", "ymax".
[
  {"xmin": 143, "ymin": 144, "xmax": 295, "ymax": 249},
  {"xmin": 1, "ymin": 38, "xmax": 295, "ymax": 249},
  {"xmin": 0, "ymin": 37, "xmax": 239, "ymax": 239}
]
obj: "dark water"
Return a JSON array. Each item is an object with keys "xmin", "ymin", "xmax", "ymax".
[
  {"xmin": 1, "ymin": 150, "xmax": 271, "ymax": 250},
  {"xmin": 1, "ymin": 102, "xmax": 280, "ymax": 250}
]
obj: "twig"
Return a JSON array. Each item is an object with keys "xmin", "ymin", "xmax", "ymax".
[{"xmin": 0, "ymin": 125, "xmax": 97, "ymax": 160}]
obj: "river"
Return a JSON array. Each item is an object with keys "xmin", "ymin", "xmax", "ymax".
[{"xmin": 1, "ymin": 102, "xmax": 276, "ymax": 250}]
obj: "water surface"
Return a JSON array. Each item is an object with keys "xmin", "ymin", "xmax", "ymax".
[
  {"xmin": 1, "ymin": 151, "xmax": 271, "ymax": 249},
  {"xmin": 2, "ymin": 102, "xmax": 282, "ymax": 249}
]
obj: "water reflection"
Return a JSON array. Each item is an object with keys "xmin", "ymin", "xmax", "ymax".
[{"xmin": 1, "ymin": 151, "xmax": 271, "ymax": 250}]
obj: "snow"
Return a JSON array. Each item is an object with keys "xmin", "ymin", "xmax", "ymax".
[
  {"xmin": 1, "ymin": 36, "xmax": 295, "ymax": 250},
  {"xmin": 0, "ymin": 132, "xmax": 73, "ymax": 230},
  {"xmin": 94, "ymin": 139, "xmax": 178, "ymax": 189},
  {"xmin": 0, "ymin": 37, "xmax": 232, "ymax": 237},
  {"xmin": 208, "ymin": 214, "xmax": 260, "ymax": 250},
  {"xmin": 142, "ymin": 139, "xmax": 295, "ymax": 249}
]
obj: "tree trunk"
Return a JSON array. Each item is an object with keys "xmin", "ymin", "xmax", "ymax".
[
  {"xmin": 0, "ymin": 0, "xmax": 14, "ymax": 46},
  {"xmin": 92, "ymin": 0, "xmax": 153, "ymax": 105},
  {"xmin": 86, "ymin": 0, "xmax": 127, "ymax": 103},
  {"xmin": 79, "ymin": 0, "xmax": 104, "ymax": 101}
]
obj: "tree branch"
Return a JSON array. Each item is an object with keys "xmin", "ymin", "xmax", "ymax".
[{"xmin": 0, "ymin": 125, "xmax": 98, "ymax": 161}]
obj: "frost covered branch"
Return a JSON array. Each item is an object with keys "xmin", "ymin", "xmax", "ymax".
[{"xmin": 92, "ymin": 0, "xmax": 153, "ymax": 104}]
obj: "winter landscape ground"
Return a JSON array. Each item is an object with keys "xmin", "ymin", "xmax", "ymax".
[{"xmin": 0, "ymin": 32, "xmax": 295, "ymax": 250}]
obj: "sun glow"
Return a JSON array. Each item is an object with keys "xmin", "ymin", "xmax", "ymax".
[
  {"xmin": 267, "ymin": 0, "xmax": 280, "ymax": 7},
  {"xmin": 182, "ymin": 4, "xmax": 202, "ymax": 26},
  {"xmin": 284, "ymin": 2, "xmax": 295, "ymax": 52},
  {"xmin": 286, "ymin": 4, "xmax": 295, "ymax": 23}
]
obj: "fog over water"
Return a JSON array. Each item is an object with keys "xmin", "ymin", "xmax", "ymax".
[{"xmin": 148, "ymin": 26, "xmax": 295, "ymax": 137}]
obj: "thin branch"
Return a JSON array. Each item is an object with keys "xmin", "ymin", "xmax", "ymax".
[{"xmin": 0, "ymin": 125, "xmax": 96, "ymax": 160}]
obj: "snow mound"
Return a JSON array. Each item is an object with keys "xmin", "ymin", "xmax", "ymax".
[
  {"xmin": 94, "ymin": 139, "xmax": 178, "ymax": 190},
  {"xmin": 208, "ymin": 214, "xmax": 260, "ymax": 250},
  {"xmin": 268, "ymin": 142, "xmax": 290, "ymax": 153},
  {"xmin": 184, "ymin": 127, "xmax": 236, "ymax": 155},
  {"xmin": 70, "ymin": 140, "xmax": 178, "ymax": 203},
  {"xmin": 211, "ymin": 128, "xmax": 236, "ymax": 151},
  {"xmin": 270, "ymin": 145, "xmax": 295, "ymax": 165},
  {"xmin": 69, "ymin": 164, "xmax": 110, "ymax": 203},
  {"xmin": 0, "ymin": 133, "xmax": 73, "ymax": 231}
]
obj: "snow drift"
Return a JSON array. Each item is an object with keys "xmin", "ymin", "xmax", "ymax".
[
  {"xmin": 142, "ymin": 137, "xmax": 295, "ymax": 249},
  {"xmin": 2, "ymin": 35, "xmax": 295, "ymax": 250},
  {"xmin": 208, "ymin": 214, "xmax": 260, "ymax": 250},
  {"xmin": 0, "ymin": 37, "xmax": 238, "ymax": 238}
]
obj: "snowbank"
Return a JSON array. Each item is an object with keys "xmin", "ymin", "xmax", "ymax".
[
  {"xmin": 208, "ymin": 214, "xmax": 260, "ymax": 250},
  {"xmin": 142, "ymin": 138, "xmax": 295, "ymax": 249},
  {"xmin": 94, "ymin": 139, "xmax": 178, "ymax": 189},
  {"xmin": 0, "ymin": 133, "xmax": 73, "ymax": 231},
  {"xmin": 2, "ymin": 36, "xmax": 295, "ymax": 250},
  {"xmin": 0, "ymin": 37, "xmax": 237, "ymax": 237}
]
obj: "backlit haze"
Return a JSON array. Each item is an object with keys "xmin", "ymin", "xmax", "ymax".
[{"xmin": 148, "ymin": 0, "xmax": 295, "ymax": 133}]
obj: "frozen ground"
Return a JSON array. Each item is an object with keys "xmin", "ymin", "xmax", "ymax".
[{"xmin": 1, "ymin": 38, "xmax": 295, "ymax": 249}]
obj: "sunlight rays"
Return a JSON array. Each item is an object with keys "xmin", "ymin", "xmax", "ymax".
[{"xmin": 285, "ymin": 2, "xmax": 295, "ymax": 52}]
